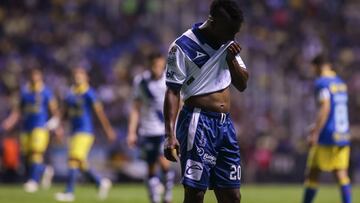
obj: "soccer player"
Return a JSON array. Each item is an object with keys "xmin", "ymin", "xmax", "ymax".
[
  {"xmin": 127, "ymin": 52, "xmax": 175, "ymax": 203},
  {"xmin": 303, "ymin": 55, "xmax": 352, "ymax": 203},
  {"xmin": 163, "ymin": 1, "xmax": 249, "ymax": 203},
  {"xmin": 55, "ymin": 67, "xmax": 116, "ymax": 202},
  {"xmin": 1, "ymin": 68, "xmax": 60, "ymax": 193}
]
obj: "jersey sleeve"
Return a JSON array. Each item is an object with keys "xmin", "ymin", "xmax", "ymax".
[
  {"xmin": 165, "ymin": 44, "xmax": 187, "ymax": 91},
  {"xmin": 317, "ymin": 88, "xmax": 330, "ymax": 102},
  {"xmin": 44, "ymin": 88, "xmax": 55, "ymax": 105},
  {"xmin": 314, "ymin": 79, "xmax": 330, "ymax": 103},
  {"xmin": 87, "ymin": 89, "xmax": 100, "ymax": 106},
  {"xmin": 132, "ymin": 75, "xmax": 143, "ymax": 101}
]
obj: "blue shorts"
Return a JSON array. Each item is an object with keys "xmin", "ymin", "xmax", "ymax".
[
  {"xmin": 176, "ymin": 106, "xmax": 242, "ymax": 190},
  {"xmin": 140, "ymin": 136, "xmax": 164, "ymax": 165}
]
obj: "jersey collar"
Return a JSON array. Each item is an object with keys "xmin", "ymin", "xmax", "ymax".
[
  {"xmin": 27, "ymin": 82, "xmax": 44, "ymax": 92},
  {"xmin": 72, "ymin": 83, "xmax": 89, "ymax": 94}
]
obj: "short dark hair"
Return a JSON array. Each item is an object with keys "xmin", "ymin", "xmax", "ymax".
[
  {"xmin": 148, "ymin": 52, "xmax": 163, "ymax": 63},
  {"xmin": 210, "ymin": 0, "xmax": 244, "ymax": 23},
  {"xmin": 311, "ymin": 54, "xmax": 330, "ymax": 66},
  {"xmin": 27, "ymin": 68, "xmax": 43, "ymax": 76}
]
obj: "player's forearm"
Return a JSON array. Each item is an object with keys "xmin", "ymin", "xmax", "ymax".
[
  {"xmin": 313, "ymin": 102, "xmax": 331, "ymax": 134},
  {"xmin": 95, "ymin": 108, "xmax": 113, "ymax": 134},
  {"xmin": 127, "ymin": 105, "xmax": 140, "ymax": 136},
  {"xmin": 227, "ymin": 58, "xmax": 249, "ymax": 92},
  {"xmin": 47, "ymin": 101, "xmax": 61, "ymax": 130},
  {"xmin": 164, "ymin": 88, "xmax": 181, "ymax": 138},
  {"xmin": 2, "ymin": 110, "xmax": 20, "ymax": 130}
]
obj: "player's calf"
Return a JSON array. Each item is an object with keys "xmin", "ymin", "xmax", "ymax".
[
  {"xmin": 184, "ymin": 186, "xmax": 206, "ymax": 203},
  {"xmin": 214, "ymin": 188, "xmax": 241, "ymax": 203}
]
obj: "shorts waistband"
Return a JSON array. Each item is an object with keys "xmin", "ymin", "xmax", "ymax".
[{"xmin": 182, "ymin": 105, "xmax": 230, "ymax": 119}]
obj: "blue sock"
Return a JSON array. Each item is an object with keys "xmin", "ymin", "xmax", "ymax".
[
  {"xmin": 84, "ymin": 169, "xmax": 101, "ymax": 187},
  {"xmin": 65, "ymin": 168, "xmax": 79, "ymax": 193},
  {"xmin": 303, "ymin": 187, "xmax": 317, "ymax": 203},
  {"xmin": 341, "ymin": 184, "xmax": 352, "ymax": 203},
  {"xmin": 30, "ymin": 163, "xmax": 45, "ymax": 183}
]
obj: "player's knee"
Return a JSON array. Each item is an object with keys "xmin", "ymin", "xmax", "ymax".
[
  {"xmin": 68, "ymin": 158, "xmax": 82, "ymax": 169},
  {"xmin": 227, "ymin": 190, "xmax": 241, "ymax": 203},
  {"xmin": 334, "ymin": 170, "xmax": 350, "ymax": 185},
  {"xmin": 30, "ymin": 152, "xmax": 43, "ymax": 163},
  {"xmin": 184, "ymin": 186, "xmax": 205, "ymax": 203}
]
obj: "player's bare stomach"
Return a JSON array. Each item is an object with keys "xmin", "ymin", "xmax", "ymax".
[{"xmin": 184, "ymin": 87, "xmax": 230, "ymax": 113}]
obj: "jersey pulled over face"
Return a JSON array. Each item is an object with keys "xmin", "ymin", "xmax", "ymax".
[
  {"xmin": 132, "ymin": 71, "xmax": 166, "ymax": 136},
  {"xmin": 66, "ymin": 86, "xmax": 98, "ymax": 134},
  {"xmin": 315, "ymin": 74, "xmax": 350, "ymax": 146},
  {"xmin": 165, "ymin": 23, "xmax": 246, "ymax": 100},
  {"xmin": 20, "ymin": 85, "xmax": 54, "ymax": 132}
]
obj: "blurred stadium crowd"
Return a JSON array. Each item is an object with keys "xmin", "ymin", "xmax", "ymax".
[{"xmin": 0, "ymin": 0, "xmax": 359, "ymax": 183}]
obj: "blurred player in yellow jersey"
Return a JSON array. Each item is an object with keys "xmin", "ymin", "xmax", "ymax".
[
  {"xmin": 1, "ymin": 68, "xmax": 60, "ymax": 193},
  {"xmin": 303, "ymin": 55, "xmax": 351, "ymax": 203},
  {"xmin": 55, "ymin": 67, "xmax": 116, "ymax": 202}
]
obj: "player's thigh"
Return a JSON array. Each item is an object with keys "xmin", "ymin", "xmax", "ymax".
[
  {"xmin": 307, "ymin": 145, "xmax": 334, "ymax": 172},
  {"xmin": 69, "ymin": 133, "xmax": 94, "ymax": 161},
  {"xmin": 305, "ymin": 168, "xmax": 321, "ymax": 180},
  {"xmin": 184, "ymin": 186, "xmax": 206, "ymax": 203},
  {"xmin": 159, "ymin": 155, "xmax": 171, "ymax": 171},
  {"xmin": 29, "ymin": 128, "xmax": 50, "ymax": 153},
  {"xmin": 141, "ymin": 136, "xmax": 164, "ymax": 165},
  {"xmin": 333, "ymin": 146, "xmax": 350, "ymax": 170},
  {"xmin": 214, "ymin": 188, "xmax": 241, "ymax": 203},
  {"xmin": 20, "ymin": 133, "xmax": 30, "ymax": 155},
  {"xmin": 210, "ymin": 122, "xmax": 241, "ymax": 189}
]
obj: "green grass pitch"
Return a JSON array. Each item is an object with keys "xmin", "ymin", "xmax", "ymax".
[{"xmin": 0, "ymin": 184, "xmax": 358, "ymax": 203}]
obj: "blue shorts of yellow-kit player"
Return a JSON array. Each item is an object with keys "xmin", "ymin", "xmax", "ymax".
[
  {"xmin": 68, "ymin": 132, "xmax": 95, "ymax": 170},
  {"xmin": 307, "ymin": 145, "xmax": 350, "ymax": 172},
  {"xmin": 20, "ymin": 128, "xmax": 50, "ymax": 163}
]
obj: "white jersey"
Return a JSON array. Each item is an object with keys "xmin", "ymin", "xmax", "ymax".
[
  {"xmin": 132, "ymin": 71, "xmax": 166, "ymax": 137},
  {"xmin": 165, "ymin": 23, "xmax": 247, "ymax": 100}
]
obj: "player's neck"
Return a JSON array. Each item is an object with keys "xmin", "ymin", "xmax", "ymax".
[
  {"xmin": 28, "ymin": 81, "xmax": 44, "ymax": 92},
  {"xmin": 321, "ymin": 66, "xmax": 336, "ymax": 77}
]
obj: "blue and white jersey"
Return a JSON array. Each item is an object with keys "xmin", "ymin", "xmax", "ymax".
[
  {"xmin": 315, "ymin": 74, "xmax": 350, "ymax": 146},
  {"xmin": 165, "ymin": 23, "xmax": 247, "ymax": 100},
  {"xmin": 133, "ymin": 70, "xmax": 166, "ymax": 136}
]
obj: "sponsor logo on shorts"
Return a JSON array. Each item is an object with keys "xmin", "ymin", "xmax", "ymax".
[
  {"xmin": 184, "ymin": 159, "xmax": 203, "ymax": 181},
  {"xmin": 198, "ymin": 132, "xmax": 207, "ymax": 147},
  {"xmin": 197, "ymin": 147, "xmax": 204, "ymax": 156},
  {"xmin": 203, "ymin": 153, "xmax": 216, "ymax": 166}
]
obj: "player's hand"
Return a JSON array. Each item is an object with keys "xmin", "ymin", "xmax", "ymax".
[
  {"xmin": 1, "ymin": 121, "xmax": 12, "ymax": 132},
  {"xmin": 54, "ymin": 126, "xmax": 65, "ymax": 144},
  {"xmin": 164, "ymin": 135, "xmax": 180, "ymax": 162},
  {"xmin": 307, "ymin": 127, "xmax": 318, "ymax": 147},
  {"xmin": 226, "ymin": 42, "xmax": 242, "ymax": 61},
  {"xmin": 106, "ymin": 128, "xmax": 116, "ymax": 142},
  {"xmin": 127, "ymin": 133, "xmax": 137, "ymax": 148}
]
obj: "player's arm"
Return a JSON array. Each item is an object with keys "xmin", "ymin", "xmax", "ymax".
[
  {"xmin": 164, "ymin": 87, "xmax": 181, "ymax": 162},
  {"xmin": 46, "ymin": 98, "xmax": 61, "ymax": 131},
  {"xmin": 308, "ymin": 89, "xmax": 331, "ymax": 146},
  {"xmin": 163, "ymin": 44, "xmax": 186, "ymax": 162},
  {"xmin": 127, "ymin": 99, "xmax": 141, "ymax": 148},
  {"xmin": 1, "ymin": 94, "xmax": 21, "ymax": 131},
  {"xmin": 226, "ymin": 42, "xmax": 249, "ymax": 92},
  {"xmin": 93, "ymin": 102, "xmax": 116, "ymax": 142}
]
